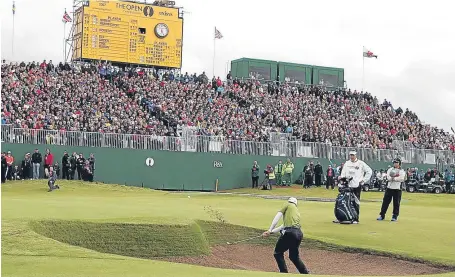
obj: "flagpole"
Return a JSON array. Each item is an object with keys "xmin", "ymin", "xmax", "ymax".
[
  {"xmin": 12, "ymin": 1, "xmax": 15, "ymax": 60},
  {"xmin": 63, "ymin": 22, "xmax": 65, "ymax": 62},
  {"xmin": 64, "ymin": 22, "xmax": 67, "ymax": 62},
  {"xmin": 212, "ymin": 27, "xmax": 216, "ymax": 78},
  {"xmin": 362, "ymin": 46, "xmax": 365, "ymax": 92}
]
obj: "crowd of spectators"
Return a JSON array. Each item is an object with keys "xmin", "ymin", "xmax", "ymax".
[
  {"xmin": 1, "ymin": 147, "xmax": 95, "ymax": 183},
  {"xmin": 1, "ymin": 59, "xmax": 454, "ymax": 151}
]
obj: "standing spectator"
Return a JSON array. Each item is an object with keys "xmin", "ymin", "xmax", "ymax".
[
  {"xmin": 326, "ymin": 165, "xmax": 335, "ymax": 190},
  {"xmin": 54, "ymin": 162, "xmax": 61, "ymax": 178},
  {"xmin": 5, "ymin": 151, "xmax": 14, "ymax": 180},
  {"xmin": 274, "ymin": 160, "xmax": 283, "ymax": 186},
  {"xmin": 444, "ymin": 169, "xmax": 454, "ymax": 193},
  {"xmin": 69, "ymin": 152, "xmax": 77, "ymax": 180},
  {"xmin": 303, "ymin": 162, "xmax": 313, "ymax": 188},
  {"xmin": 1, "ymin": 152, "xmax": 7, "ymax": 183},
  {"xmin": 44, "ymin": 149, "xmax": 54, "ymax": 178},
  {"xmin": 84, "ymin": 161, "xmax": 94, "ymax": 182},
  {"xmin": 332, "ymin": 163, "xmax": 339, "ymax": 186},
  {"xmin": 21, "ymin": 153, "xmax": 32, "ymax": 180},
  {"xmin": 61, "ymin": 151, "xmax": 70, "ymax": 180},
  {"xmin": 282, "ymin": 158, "xmax": 294, "ymax": 186},
  {"xmin": 251, "ymin": 161, "xmax": 260, "ymax": 188},
  {"xmin": 314, "ymin": 161, "xmax": 323, "ymax": 187},
  {"xmin": 265, "ymin": 164, "xmax": 275, "ymax": 190},
  {"xmin": 76, "ymin": 153, "xmax": 86, "ymax": 180},
  {"xmin": 31, "ymin": 149, "xmax": 42, "ymax": 180},
  {"xmin": 88, "ymin": 153, "xmax": 96, "ymax": 179}
]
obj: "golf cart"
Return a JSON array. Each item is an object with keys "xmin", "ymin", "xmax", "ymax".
[
  {"xmin": 362, "ymin": 175, "xmax": 387, "ymax": 192},
  {"xmin": 406, "ymin": 178, "xmax": 445, "ymax": 194}
]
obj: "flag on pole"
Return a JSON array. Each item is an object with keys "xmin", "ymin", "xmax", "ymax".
[
  {"xmin": 214, "ymin": 27, "xmax": 223, "ymax": 39},
  {"xmin": 363, "ymin": 47, "xmax": 378, "ymax": 59},
  {"xmin": 12, "ymin": 1, "xmax": 16, "ymax": 15},
  {"xmin": 62, "ymin": 10, "xmax": 72, "ymax": 23}
]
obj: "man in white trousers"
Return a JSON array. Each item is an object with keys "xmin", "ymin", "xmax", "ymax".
[{"xmin": 333, "ymin": 150, "xmax": 372, "ymax": 224}]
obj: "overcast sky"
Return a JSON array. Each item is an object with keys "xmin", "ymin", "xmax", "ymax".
[{"xmin": 1, "ymin": 0, "xmax": 454, "ymax": 133}]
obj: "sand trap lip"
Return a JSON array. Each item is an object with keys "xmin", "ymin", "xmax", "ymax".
[{"xmin": 159, "ymin": 244, "xmax": 449, "ymax": 276}]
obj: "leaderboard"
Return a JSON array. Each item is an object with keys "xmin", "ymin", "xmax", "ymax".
[{"xmin": 74, "ymin": 0, "xmax": 183, "ymax": 68}]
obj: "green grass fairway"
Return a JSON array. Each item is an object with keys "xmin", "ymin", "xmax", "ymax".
[
  {"xmin": 228, "ymin": 185, "xmax": 454, "ymax": 207},
  {"xmin": 2, "ymin": 180, "xmax": 455, "ymax": 277}
]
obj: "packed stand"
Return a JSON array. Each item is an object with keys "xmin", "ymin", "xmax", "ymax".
[{"xmin": 1, "ymin": 59, "xmax": 455, "ymax": 151}]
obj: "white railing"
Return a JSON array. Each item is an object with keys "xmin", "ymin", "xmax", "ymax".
[{"xmin": 1, "ymin": 125, "xmax": 454, "ymax": 165}]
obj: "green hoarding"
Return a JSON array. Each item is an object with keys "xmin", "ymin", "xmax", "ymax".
[
  {"xmin": 277, "ymin": 62, "xmax": 312, "ymax": 84},
  {"xmin": 3, "ymin": 143, "xmax": 434, "ymax": 191},
  {"xmin": 312, "ymin": 66, "xmax": 344, "ymax": 87},
  {"xmin": 230, "ymin": 58, "xmax": 278, "ymax": 81}
]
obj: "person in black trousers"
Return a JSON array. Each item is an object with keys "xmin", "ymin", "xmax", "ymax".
[
  {"xmin": 326, "ymin": 165, "xmax": 335, "ymax": 190},
  {"xmin": 76, "ymin": 153, "xmax": 86, "ymax": 180},
  {"xmin": 251, "ymin": 161, "xmax": 260, "ymax": 188},
  {"xmin": 262, "ymin": 197, "xmax": 310, "ymax": 274},
  {"xmin": 21, "ymin": 153, "xmax": 32, "ymax": 180},
  {"xmin": 88, "ymin": 153, "xmax": 96, "ymax": 179},
  {"xmin": 314, "ymin": 161, "xmax": 323, "ymax": 187},
  {"xmin": 377, "ymin": 158, "xmax": 406, "ymax": 222},
  {"xmin": 1, "ymin": 152, "xmax": 7, "ymax": 183},
  {"xmin": 303, "ymin": 162, "xmax": 313, "ymax": 188},
  {"xmin": 62, "ymin": 151, "xmax": 70, "ymax": 180}
]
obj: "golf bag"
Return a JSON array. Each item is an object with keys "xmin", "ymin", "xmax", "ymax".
[{"xmin": 334, "ymin": 177, "xmax": 359, "ymax": 224}]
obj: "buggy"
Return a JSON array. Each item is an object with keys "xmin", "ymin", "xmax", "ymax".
[
  {"xmin": 406, "ymin": 178, "xmax": 445, "ymax": 194},
  {"xmin": 362, "ymin": 175, "xmax": 386, "ymax": 192}
]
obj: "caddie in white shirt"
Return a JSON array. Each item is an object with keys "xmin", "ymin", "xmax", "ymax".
[
  {"xmin": 377, "ymin": 158, "xmax": 406, "ymax": 222},
  {"xmin": 334, "ymin": 150, "xmax": 372, "ymax": 223}
]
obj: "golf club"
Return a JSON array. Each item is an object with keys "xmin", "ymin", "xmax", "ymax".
[{"xmin": 226, "ymin": 234, "xmax": 263, "ymax": 245}]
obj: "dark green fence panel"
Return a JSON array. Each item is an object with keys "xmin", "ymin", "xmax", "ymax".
[{"xmin": 3, "ymin": 143, "xmax": 432, "ymax": 191}]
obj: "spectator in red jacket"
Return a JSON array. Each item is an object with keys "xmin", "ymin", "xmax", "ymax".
[{"xmin": 44, "ymin": 148, "xmax": 54, "ymax": 178}]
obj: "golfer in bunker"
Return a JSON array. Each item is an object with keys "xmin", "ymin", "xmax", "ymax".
[{"xmin": 262, "ymin": 197, "xmax": 310, "ymax": 274}]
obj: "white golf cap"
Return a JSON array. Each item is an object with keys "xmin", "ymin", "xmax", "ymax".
[
  {"xmin": 349, "ymin": 150, "xmax": 357, "ymax": 155},
  {"xmin": 288, "ymin": 197, "xmax": 298, "ymax": 205}
]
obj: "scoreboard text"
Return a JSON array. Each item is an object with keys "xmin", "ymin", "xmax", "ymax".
[{"xmin": 73, "ymin": 0, "xmax": 183, "ymax": 68}]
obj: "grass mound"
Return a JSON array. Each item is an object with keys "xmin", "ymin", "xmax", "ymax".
[
  {"xmin": 197, "ymin": 220, "xmax": 274, "ymax": 246},
  {"xmin": 29, "ymin": 220, "xmax": 210, "ymax": 259}
]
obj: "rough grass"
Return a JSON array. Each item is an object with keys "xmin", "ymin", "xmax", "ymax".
[{"xmin": 29, "ymin": 220, "xmax": 210, "ymax": 258}]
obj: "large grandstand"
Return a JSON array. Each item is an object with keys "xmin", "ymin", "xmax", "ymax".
[{"xmin": 1, "ymin": 60, "xmax": 454, "ymax": 165}]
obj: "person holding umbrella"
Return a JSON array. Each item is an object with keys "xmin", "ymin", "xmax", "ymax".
[{"xmin": 262, "ymin": 197, "xmax": 310, "ymax": 274}]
